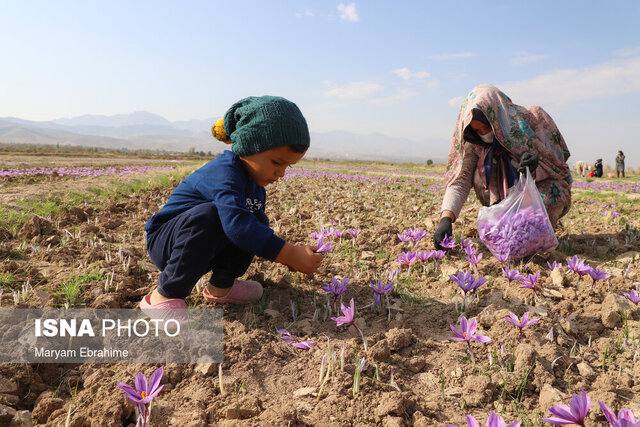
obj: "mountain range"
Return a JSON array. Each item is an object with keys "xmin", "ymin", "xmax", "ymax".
[{"xmin": 0, "ymin": 112, "xmax": 448, "ymax": 163}]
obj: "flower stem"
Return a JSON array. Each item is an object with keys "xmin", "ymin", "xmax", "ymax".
[{"xmin": 352, "ymin": 323, "xmax": 368, "ymax": 351}]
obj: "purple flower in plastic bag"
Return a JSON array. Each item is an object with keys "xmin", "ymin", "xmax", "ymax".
[{"xmin": 478, "ymin": 189, "xmax": 558, "ymax": 262}]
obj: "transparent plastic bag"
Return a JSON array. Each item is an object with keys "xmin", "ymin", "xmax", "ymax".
[{"xmin": 477, "ymin": 167, "xmax": 558, "ymax": 261}]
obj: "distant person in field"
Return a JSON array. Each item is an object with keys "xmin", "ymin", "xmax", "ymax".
[
  {"xmin": 141, "ymin": 96, "xmax": 322, "ymax": 315},
  {"xmin": 593, "ymin": 158, "xmax": 603, "ymax": 177},
  {"xmin": 573, "ymin": 160, "xmax": 587, "ymax": 177},
  {"xmin": 616, "ymin": 150, "xmax": 625, "ymax": 178},
  {"xmin": 434, "ymin": 84, "xmax": 572, "ymax": 250}
]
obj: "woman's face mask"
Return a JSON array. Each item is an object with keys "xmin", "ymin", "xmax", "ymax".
[{"xmin": 479, "ymin": 130, "xmax": 494, "ymax": 143}]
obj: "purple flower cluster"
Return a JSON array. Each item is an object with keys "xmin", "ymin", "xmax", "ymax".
[
  {"xmin": 449, "ymin": 271, "xmax": 487, "ymax": 295},
  {"xmin": 277, "ymin": 329, "xmax": 315, "ymax": 350},
  {"xmin": 0, "ymin": 165, "xmax": 170, "ymax": 179},
  {"xmin": 478, "ymin": 206, "xmax": 558, "ymax": 261},
  {"xmin": 397, "ymin": 228, "xmax": 429, "ymax": 243},
  {"xmin": 446, "ymin": 411, "xmax": 520, "ymax": 427}
]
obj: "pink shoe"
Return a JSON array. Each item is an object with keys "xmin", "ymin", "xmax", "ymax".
[
  {"xmin": 202, "ymin": 280, "xmax": 263, "ymax": 304},
  {"xmin": 139, "ymin": 294, "xmax": 188, "ymax": 322}
]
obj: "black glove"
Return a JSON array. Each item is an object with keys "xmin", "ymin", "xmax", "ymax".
[
  {"xmin": 434, "ymin": 217, "xmax": 453, "ymax": 250},
  {"xmin": 518, "ymin": 152, "xmax": 539, "ymax": 174}
]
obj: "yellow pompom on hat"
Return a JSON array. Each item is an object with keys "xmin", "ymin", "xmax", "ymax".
[
  {"xmin": 211, "ymin": 96, "xmax": 310, "ymax": 156},
  {"xmin": 211, "ymin": 118, "xmax": 231, "ymax": 144}
]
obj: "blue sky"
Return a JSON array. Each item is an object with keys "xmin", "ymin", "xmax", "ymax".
[{"xmin": 1, "ymin": 1, "xmax": 639, "ymax": 166}]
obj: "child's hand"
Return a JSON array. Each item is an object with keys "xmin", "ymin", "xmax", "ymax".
[{"xmin": 276, "ymin": 243, "xmax": 323, "ymax": 274}]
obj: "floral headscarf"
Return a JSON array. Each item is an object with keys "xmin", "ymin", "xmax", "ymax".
[{"xmin": 444, "ymin": 84, "xmax": 572, "ymax": 226}]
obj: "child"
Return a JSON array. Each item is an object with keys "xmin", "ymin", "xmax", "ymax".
[{"xmin": 140, "ymin": 96, "xmax": 323, "ymax": 314}]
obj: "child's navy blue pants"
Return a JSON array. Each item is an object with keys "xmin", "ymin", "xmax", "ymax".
[{"xmin": 146, "ymin": 203, "xmax": 254, "ymax": 299}]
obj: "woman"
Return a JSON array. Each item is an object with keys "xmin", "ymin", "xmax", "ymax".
[
  {"xmin": 594, "ymin": 159, "xmax": 603, "ymax": 177},
  {"xmin": 434, "ymin": 84, "xmax": 572, "ymax": 249},
  {"xmin": 616, "ymin": 151, "xmax": 625, "ymax": 178}
]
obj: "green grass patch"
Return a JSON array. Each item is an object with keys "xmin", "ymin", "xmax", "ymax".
[
  {"xmin": 0, "ymin": 271, "xmax": 16, "ymax": 286},
  {"xmin": 54, "ymin": 271, "xmax": 106, "ymax": 307},
  {"xmin": 0, "ymin": 167, "xmax": 196, "ymax": 233}
]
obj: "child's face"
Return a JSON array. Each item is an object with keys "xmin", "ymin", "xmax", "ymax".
[{"xmin": 239, "ymin": 146, "xmax": 305, "ymax": 186}]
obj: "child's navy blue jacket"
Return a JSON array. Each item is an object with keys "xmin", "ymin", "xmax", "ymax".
[{"xmin": 145, "ymin": 150, "xmax": 285, "ymax": 261}]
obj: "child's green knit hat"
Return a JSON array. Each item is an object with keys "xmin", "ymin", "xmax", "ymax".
[{"xmin": 211, "ymin": 95, "xmax": 310, "ymax": 156}]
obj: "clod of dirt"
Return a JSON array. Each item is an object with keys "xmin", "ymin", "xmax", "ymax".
[
  {"xmin": 513, "ymin": 343, "xmax": 537, "ymax": 374},
  {"xmin": 32, "ymin": 391, "xmax": 64, "ymax": 424},
  {"xmin": 601, "ymin": 293, "xmax": 630, "ymax": 328},
  {"xmin": 538, "ymin": 383, "xmax": 566, "ymax": 412},
  {"xmin": 462, "ymin": 375, "xmax": 496, "ymax": 405},
  {"xmin": 0, "ymin": 404, "xmax": 17, "ymax": 424},
  {"xmin": 368, "ymin": 339, "xmax": 390, "ymax": 362},
  {"xmin": 374, "ymin": 391, "xmax": 415, "ymax": 420},
  {"xmin": 18, "ymin": 216, "xmax": 56, "ymax": 239},
  {"xmin": 385, "ymin": 328, "xmax": 413, "ymax": 351}
]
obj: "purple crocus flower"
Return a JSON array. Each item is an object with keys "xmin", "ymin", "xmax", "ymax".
[
  {"xmin": 432, "ymin": 250, "xmax": 446, "ymax": 260},
  {"xmin": 331, "ymin": 298, "xmax": 367, "ymax": 350},
  {"xmin": 503, "ymin": 267, "xmax": 524, "ymax": 283},
  {"xmin": 598, "ymin": 400, "xmax": 638, "ymax": 427},
  {"xmin": 431, "ymin": 249, "xmax": 446, "ymax": 269},
  {"xmin": 450, "ymin": 271, "xmax": 486, "ymax": 296},
  {"xmin": 466, "ymin": 251, "xmax": 483, "ymax": 266},
  {"xmin": 450, "ymin": 270, "xmax": 473, "ymax": 292},
  {"xmin": 566, "ymin": 255, "xmax": 591, "ymax": 281},
  {"xmin": 540, "ymin": 387, "xmax": 590, "ymax": 426},
  {"xmin": 622, "ymin": 289, "xmax": 640, "ymax": 305},
  {"xmin": 397, "ymin": 233, "xmax": 412, "ymax": 242},
  {"xmin": 333, "ymin": 229, "xmax": 345, "ymax": 238},
  {"xmin": 519, "ymin": 272, "xmax": 541, "ymax": 298},
  {"xmin": 322, "ymin": 277, "xmax": 349, "ymax": 311},
  {"xmin": 331, "ymin": 298, "xmax": 355, "ymax": 326},
  {"xmin": 322, "ymin": 277, "xmax": 349, "ymax": 296},
  {"xmin": 370, "ymin": 280, "xmax": 394, "ymax": 309},
  {"xmin": 277, "ymin": 329, "xmax": 315, "ymax": 350},
  {"xmin": 309, "ymin": 231, "xmax": 323, "ymax": 240},
  {"xmin": 416, "ymin": 250, "xmax": 434, "ymax": 263},
  {"xmin": 449, "ymin": 316, "xmax": 491, "ymax": 346},
  {"xmin": 504, "ymin": 312, "xmax": 540, "ymax": 342},
  {"xmin": 117, "ymin": 367, "xmax": 164, "ymax": 427},
  {"xmin": 446, "ymin": 411, "xmax": 521, "ymax": 427},
  {"xmin": 395, "ymin": 251, "xmax": 417, "ymax": 268},
  {"xmin": 547, "ymin": 260, "xmax": 563, "ymax": 271},
  {"xmin": 586, "ymin": 267, "xmax": 611, "ymax": 288},
  {"xmin": 315, "ymin": 236, "xmax": 334, "ymax": 253},
  {"xmin": 440, "ymin": 235, "xmax": 457, "ymax": 250},
  {"xmin": 322, "ymin": 227, "xmax": 335, "ymax": 237},
  {"xmin": 459, "ymin": 237, "xmax": 473, "ymax": 250},
  {"xmin": 346, "ymin": 229, "xmax": 361, "ymax": 238}
]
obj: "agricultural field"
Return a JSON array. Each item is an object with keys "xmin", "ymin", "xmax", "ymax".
[{"xmin": 0, "ymin": 153, "xmax": 639, "ymax": 426}]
